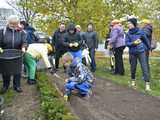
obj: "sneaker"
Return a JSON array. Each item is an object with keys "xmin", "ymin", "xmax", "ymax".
[
  {"xmin": 27, "ymin": 80, "xmax": 36, "ymax": 85},
  {"xmin": 14, "ymin": 87, "xmax": 23, "ymax": 93},
  {"xmin": 64, "ymin": 95, "xmax": 68, "ymax": 101},
  {"xmin": 130, "ymin": 80, "xmax": 136, "ymax": 89},
  {"xmin": 145, "ymin": 82, "xmax": 151, "ymax": 91}
]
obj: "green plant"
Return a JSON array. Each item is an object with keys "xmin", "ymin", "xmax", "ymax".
[{"xmin": 37, "ymin": 72, "xmax": 75, "ymax": 120}]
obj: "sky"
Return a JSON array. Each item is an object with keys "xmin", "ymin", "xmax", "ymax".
[{"xmin": 0, "ymin": 0, "xmax": 14, "ymax": 9}]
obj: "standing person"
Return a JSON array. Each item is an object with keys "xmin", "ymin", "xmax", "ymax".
[
  {"xmin": 125, "ymin": 18, "xmax": 151, "ymax": 91},
  {"xmin": 20, "ymin": 21, "xmax": 38, "ymax": 44},
  {"xmin": 83, "ymin": 23, "xmax": 99, "ymax": 72},
  {"xmin": 0, "ymin": 15, "xmax": 26, "ymax": 93},
  {"xmin": 24, "ymin": 43, "xmax": 53, "ymax": 85},
  {"xmin": 109, "ymin": 19, "xmax": 125, "ymax": 75},
  {"xmin": 63, "ymin": 23, "xmax": 83, "ymax": 61},
  {"xmin": 141, "ymin": 19, "xmax": 152, "ymax": 77},
  {"xmin": 52, "ymin": 22, "xmax": 67, "ymax": 71}
]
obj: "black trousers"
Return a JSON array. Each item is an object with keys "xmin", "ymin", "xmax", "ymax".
[
  {"xmin": 114, "ymin": 46, "xmax": 125, "ymax": 75},
  {"xmin": 2, "ymin": 74, "xmax": 21, "ymax": 89},
  {"xmin": 55, "ymin": 50, "xmax": 66, "ymax": 69}
]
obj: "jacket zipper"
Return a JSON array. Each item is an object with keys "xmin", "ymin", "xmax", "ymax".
[{"xmin": 12, "ymin": 29, "xmax": 15, "ymax": 48}]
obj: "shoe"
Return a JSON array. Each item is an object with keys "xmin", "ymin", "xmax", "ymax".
[
  {"xmin": 64, "ymin": 95, "xmax": 68, "ymax": 101},
  {"xmin": 0, "ymin": 87, "xmax": 8, "ymax": 94},
  {"xmin": 145, "ymin": 82, "xmax": 151, "ymax": 91},
  {"xmin": 14, "ymin": 87, "xmax": 23, "ymax": 93},
  {"xmin": 27, "ymin": 80, "xmax": 36, "ymax": 85},
  {"xmin": 130, "ymin": 80, "xmax": 136, "ymax": 89}
]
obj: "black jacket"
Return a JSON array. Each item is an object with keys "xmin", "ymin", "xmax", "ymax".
[
  {"xmin": 0, "ymin": 26, "xmax": 26, "ymax": 49},
  {"xmin": 63, "ymin": 24, "xmax": 82, "ymax": 52},
  {"xmin": 142, "ymin": 25, "xmax": 152, "ymax": 45},
  {"xmin": 83, "ymin": 31, "xmax": 98, "ymax": 49},
  {"xmin": 52, "ymin": 29, "xmax": 66, "ymax": 50}
]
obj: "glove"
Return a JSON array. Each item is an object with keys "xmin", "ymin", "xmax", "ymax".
[
  {"xmin": 0, "ymin": 48, "xmax": 3, "ymax": 53},
  {"xmin": 133, "ymin": 39, "xmax": 141, "ymax": 45},
  {"xmin": 69, "ymin": 43, "xmax": 73, "ymax": 47},
  {"xmin": 73, "ymin": 42, "xmax": 79, "ymax": 47}
]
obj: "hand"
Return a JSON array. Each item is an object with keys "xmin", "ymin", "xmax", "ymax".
[
  {"xmin": 108, "ymin": 44, "xmax": 113, "ymax": 50},
  {"xmin": 22, "ymin": 47, "xmax": 26, "ymax": 52},
  {"xmin": 73, "ymin": 42, "xmax": 79, "ymax": 47},
  {"xmin": 69, "ymin": 43, "xmax": 73, "ymax": 47},
  {"xmin": 65, "ymin": 79, "xmax": 69, "ymax": 83},
  {"xmin": 48, "ymin": 67, "xmax": 54, "ymax": 74},
  {"xmin": 0, "ymin": 48, "xmax": 3, "ymax": 53},
  {"xmin": 133, "ymin": 39, "xmax": 141, "ymax": 45}
]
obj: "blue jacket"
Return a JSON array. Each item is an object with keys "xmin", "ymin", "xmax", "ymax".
[
  {"xmin": 125, "ymin": 27, "xmax": 150, "ymax": 54},
  {"xmin": 25, "ymin": 26, "xmax": 38, "ymax": 44}
]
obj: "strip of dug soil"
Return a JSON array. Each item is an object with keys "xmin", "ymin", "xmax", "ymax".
[
  {"xmin": 50, "ymin": 71, "xmax": 160, "ymax": 120},
  {"xmin": 2, "ymin": 79, "xmax": 41, "ymax": 120}
]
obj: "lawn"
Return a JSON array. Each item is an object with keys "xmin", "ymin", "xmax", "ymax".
[{"xmin": 95, "ymin": 55, "xmax": 160, "ymax": 96}]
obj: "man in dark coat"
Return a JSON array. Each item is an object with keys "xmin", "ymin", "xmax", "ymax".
[
  {"xmin": 63, "ymin": 23, "xmax": 83, "ymax": 61},
  {"xmin": 83, "ymin": 23, "xmax": 99, "ymax": 72},
  {"xmin": 52, "ymin": 22, "xmax": 67, "ymax": 70}
]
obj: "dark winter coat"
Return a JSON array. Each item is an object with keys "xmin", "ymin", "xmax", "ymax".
[
  {"xmin": 0, "ymin": 26, "xmax": 26, "ymax": 49},
  {"xmin": 63, "ymin": 24, "xmax": 83, "ymax": 52},
  {"xmin": 83, "ymin": 31, "xmax": 98, "ymax": 49},
  {"xmin": 142, "ymin": 25, "xmax": 152, "ymax": 45},
  {"xmin": 125, "ymin": 27, "xmax": 150, "ymax": 54},
  {"xmin": 52, "ymin": 29, "xmax": 67, "ymax": 51}
]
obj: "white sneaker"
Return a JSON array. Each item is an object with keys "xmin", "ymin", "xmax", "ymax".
[
  {"xmin": 131, "ymin": 80, "xmax": 136, "ymax": 87},
  {"xmin": 64, "ymin": 95, "xmax": 68, "ymax": 101},
  {"xmin": 145, "ymin": 82, "xmax": 151, "ymax": 91}
]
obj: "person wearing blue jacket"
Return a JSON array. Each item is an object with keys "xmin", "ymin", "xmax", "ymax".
[
  {"xmin": 125, "ymin": 18, "xmax": 151, "ymax": 91},
  {"xmin": 64, "ymin": 57, "xmax": 93, "ymax": 101}
]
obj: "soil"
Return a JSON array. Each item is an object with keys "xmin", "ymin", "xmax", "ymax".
[
  {"xmin": 50, "ymin": 71, "xmax": 160, "ymax": 120},
  {"xmin": 2, "ymin": 79, "xmax": 41, "ymax": 120}
]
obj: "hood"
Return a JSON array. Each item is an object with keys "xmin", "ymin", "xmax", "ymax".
[
  {"xmin": 129, "ymin": 27, "xmax": 139, "ymax": 34},
  {"xmin": 67, "ymin": 23, "xmax": 76, "ymax": 33}
]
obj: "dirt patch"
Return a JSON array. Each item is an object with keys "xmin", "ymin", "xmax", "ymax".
[
  {"xmin": 2, "ymin": 79, "xmax": 41, "ymax": 120},
  {"xmin": 50, "ymin": 71, "xmax": 160, "ymax": 120}
]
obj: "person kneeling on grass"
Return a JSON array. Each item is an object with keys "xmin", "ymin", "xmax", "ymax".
[
  {"xmin": 24, "ymin": 43, "xmax": 54, "ymax": 85},
  {"xmin": 64, "ymin": 57, "xmax": 94, "ymax": 101}
]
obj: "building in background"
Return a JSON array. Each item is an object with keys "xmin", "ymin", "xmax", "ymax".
[{"xmin": 0, "ymin": 0, "xmax": 16, "ymax": 28}]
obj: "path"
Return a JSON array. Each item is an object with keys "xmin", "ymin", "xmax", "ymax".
[
  {"xmin": 50, "ymin": 71, "xmax": 160, "ymax": 120},
  {"xmin": 2, "ymin": 79, "xmax": 41, "ymax": 120}
]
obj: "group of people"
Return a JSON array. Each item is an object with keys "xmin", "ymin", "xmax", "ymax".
[
  {"xmin": 0, "ymin": 14, "xmax": 154, "ymax": 99},
  {"xmin": 106, "ymin": 18, "xmax": 153, "ymax": 91},
  {"xmin": 0, "ymin": 15, "xmax": 97, "ymax": 99},
  {"xmin": 52, "ymin": 22, "xmax": 99, "ymax": 72}
]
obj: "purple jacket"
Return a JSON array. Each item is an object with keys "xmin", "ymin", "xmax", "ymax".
[{"xmin": 109, "ymin": 26, "xmax": 125, "ymax": 48}]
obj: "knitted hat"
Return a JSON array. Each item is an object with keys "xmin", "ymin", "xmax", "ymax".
[{"xmin": 128, "ymin": 18, "xmax": 137, "ymax": 27}]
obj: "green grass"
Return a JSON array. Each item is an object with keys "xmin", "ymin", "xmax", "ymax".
[
  {"xmin": 95, "ymin": 57, "xmax": 160, "ymax": 96},
  {"xmin": 37, "ymin": 72, "xmax": 75, "ymax": 120},
  {"xmin": 0, "ymin": 81, "xmax": 15, "ymax": 105}
]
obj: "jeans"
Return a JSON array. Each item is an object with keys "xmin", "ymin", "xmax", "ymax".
[
  {"xmin": 129, "ymin": 52, "xmax": 150, "ymax": 82},
  {"xmin": 89, "ymin": 48, "xmax": 96, "ymax": 71}
]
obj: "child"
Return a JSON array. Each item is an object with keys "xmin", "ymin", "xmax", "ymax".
[{"xmin": 64, "ymin": 57, "xmax": 94, "ymax": 101}]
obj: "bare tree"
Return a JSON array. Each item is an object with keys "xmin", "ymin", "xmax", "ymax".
[{"xmin": 6, "ymin": 0, "xmax": 37, "ymax": 24}]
